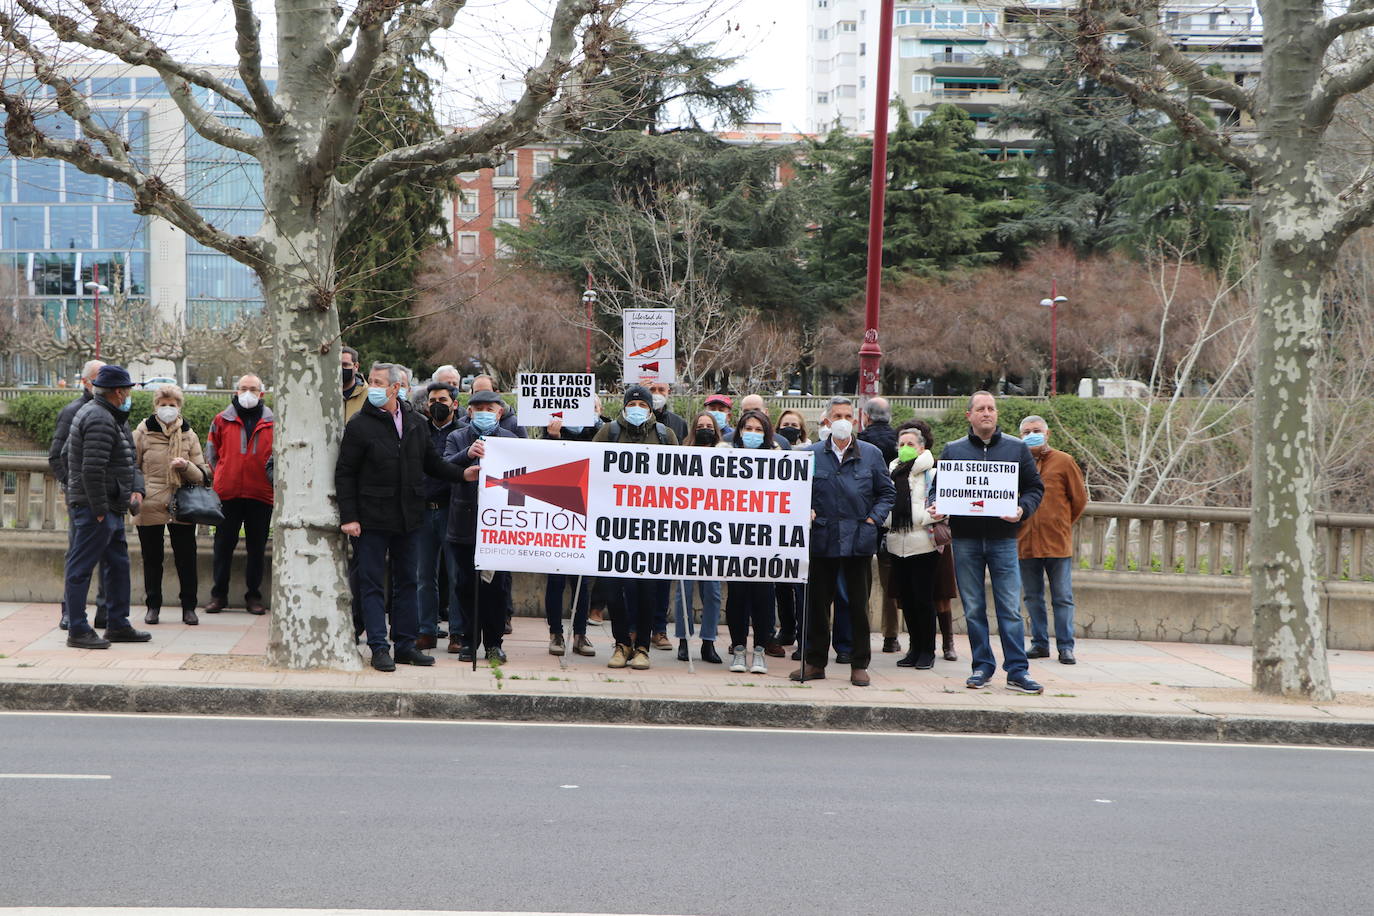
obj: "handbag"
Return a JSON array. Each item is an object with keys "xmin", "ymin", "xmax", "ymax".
[
  {"xmin": 171, "ymin": 483, "xmax": 224, "ymax": 525},
  {"xmin": 924, "ymin": 469, "xmax": 952, "ymax": 552}
]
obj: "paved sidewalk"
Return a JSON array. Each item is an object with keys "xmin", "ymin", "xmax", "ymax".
[{"xmin": 3, "ymin": 601, "xmax": 1374, "ymax": 744}]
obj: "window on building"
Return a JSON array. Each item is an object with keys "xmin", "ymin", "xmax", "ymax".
[
  {"xmin": 48, "ymin": 205, "xmax": 93, "ymax": 249},
  {"xmin": 495, "ymin": 154, "xmax": 516, "ymax": 177},
  {"xmin": 833, "ymin": 52, "xmax": 857, "ymax": 68},
  {"xmin": 912, "ymin": 75, "xmax": 932, "ymax": 93},
  {"xmin": 534, "ymin": 153, "xmax": 553, "ymax": 177},
  {"xmin": 835, "ymin": 84, "xmax": 858, "ymax": 98},
  {"xmin": 899, "ymin": 38, "xmax": 920, "ymax": 58},
  {"xmin": 817, "ymin": 91, "xmax": 830, "ymax": 104},
  {"xmin": 495, "ymin": 190, "xmax": 517, "ymax": 219},
  {"xmin": 838, "ymin": 20, "xmax": 857, "ymax": 32},
  {"xmin": 860, "ymin": 42, "xmax": 866, "ymax": 55},
  {"xmin": 458, "ymin": 233, "xmax": 479, "ymax": 256},
  {"xmin": 458, "ymin": 191, "xmax": 478, "ymax": 216},
  {"xmin": 817, "ymin": 27, "xmax": 831, "ymax": 40},
  {"xmin": 912, "ymin": 110, "xmax": 930, "ymax": 126},
  {"xmin": 817, "ymin": 0, "xmax": 827, "ymax": 7},
  {"xmin": 859, "ymin": 9, "xmax": 865, "ymax": 23},
  {"xmin": 860, "ymin": 75, "xmax": 867, "ymax": 88},
  {"xmin": 495, "ymin": 238, "xmax": 513, "ymax": 259}
]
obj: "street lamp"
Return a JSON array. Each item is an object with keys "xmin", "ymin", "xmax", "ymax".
[
  {"xmin": 84, "ymin": 266, "xmax": 109, "ymax": 359},
  {"xmin": 1039, "ymin": 281, "xmax": 1068, "ymax": 395},
  {"xmin": 858, "ymin": 0, "xmax": 897, "ymax": 407},
  {"xmin": 581, "ymin": 281, "xmax": 597, "ymax": 374}
]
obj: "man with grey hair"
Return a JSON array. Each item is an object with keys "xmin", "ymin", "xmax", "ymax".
[
  {"xmin": 50, "ymin": 357, "xmax": 107, "ymax": 630},
  {"xmin": 859, "ymin": 396, "xmax": 902, "ymax": 652},
  {"xmin": 432, "ymin": 364, "xmax": 461, "ymax": 388},
  {"xmin": 791, "ymin": 396, "xmax": 895, "ymax": 686},
  {"xmin": 1017, "ymin": 413, "xmax": 1088, "ymax": 664},
  {"xmin": 205, "ymin": 373, "xmax": 274, "ymax": 614}
]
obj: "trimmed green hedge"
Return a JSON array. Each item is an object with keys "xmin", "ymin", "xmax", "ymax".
[{"xmin": 6, "ymin": 391, "xmax": 243, "ymax": 449}]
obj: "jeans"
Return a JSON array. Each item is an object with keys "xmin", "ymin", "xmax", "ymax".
[
  {"xmin": 416, "ymin": 506, "xmax": 458, "ymax": 637},
  {"xmin": 804, "ymin": 556, "xmax": 872, "ymax": 670},
  {"xmin": 136, "ymin": 522, "xmax": 199, "ymax": 611},
  {"xmin": 726, "ymin": 581, "xmax": 775, "ymax": 649},
  {"xmin": 211, "ymin": 497, "xmax": 271, "ymax": 604},
  {"xmin": 612, "ymin": 578, "xmax": 658, "ymax": 650},
  {"xmin": 449, "ymin": 540, "xmax": 506, "ymax": 652},
  {"xmin": 653, "ymin": 579, "xmax": 671, "ymax": 635},
  {"xmin": 545, "ymin": 574, "xmax": 590, "ymax": 636},
  {"xmin": 891, "ymin": 551, "xmax": 938, "ymax": 659},
  {"xmin": 774, "ymin": 582, "xmax": 802, "ymax": 639},
  {"xmin": 953, "ymin": 538, "xmax": 1028, "ymax": 677},
  {"xmin": 355, "ymin": 528, "xmax": 419, "ymax": 654},
  {"xmin": 63, "ymin": 505, "xmax": 131, "ymax": 634},
  {"xmin": 877, "ymin": 549, "xmax": 900, "ymax": 639},
  {"xmin": 833, "ymin": 575, "xmax": 853, "ymax": 655},
  {"xmin": 62, "ymin": 498, "xmax": 106, "ymax": 623},
  {"xmin": 673, "ymin": 580, "xmax": 721, "ymax": 642},
  {"xmin": 1021, "ymin": 556, "xmax": 1076, "ymax": 652}
]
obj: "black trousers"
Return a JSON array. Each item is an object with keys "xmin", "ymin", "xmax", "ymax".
[
  {"xmin": 211, "ymin": 497, "xmax": 271, "ymax": 603},
  {"xmin": 449, "ymin": 540, "xmax": 506, "ymax": 652},
  {"xmin": 775, "ymin": 583, "xmax": 803, "ymax": 638},
  {"xmin": 726, "ymin": 581, "xmax": 776, "ymax": 649},
  {"xmin": 612, "ymin": 578, "xmax": 658, "ymax": 651},
  {"xmin": 804, "ymin": 556, "xmax": 873, "ymax": 670},
  {"xmin": 891, "ymin": 551, "xmax": 938, "ymax": 659},
  {"xmin": 136, "ymin": 522, "xmax": 199, "ymax": 611}
]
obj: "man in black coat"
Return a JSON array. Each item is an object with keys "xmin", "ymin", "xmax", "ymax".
[
  {"xmin": 443, "ymin": 389, "xmax": 519, "ymax": 663},
  {"xmin": 62, "ymin": 364, "xmax": 150, "ymax": 649},
  {"xmin": 336, "ymin": 363, "xmax": 464, "ymax": 672},
  {"xmin": 49, "ymin": 357, "xmax": 107, "ymax": 630}
]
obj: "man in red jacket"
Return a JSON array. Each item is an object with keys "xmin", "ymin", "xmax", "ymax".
[{"xmin": 205, "ymin": 374, "xmax": 274, "ymax": 615}]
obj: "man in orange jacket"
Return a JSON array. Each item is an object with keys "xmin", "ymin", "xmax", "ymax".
[{"xmin": 1017, "ymin": 415, "xmax": 1088, "ymax": 664}]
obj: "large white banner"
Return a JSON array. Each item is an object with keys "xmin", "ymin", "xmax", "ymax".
[
  {"xmin": 934, "ymin": 459, "xmax": 1020, "ymax": 517},
  {"xmin": 622, "ymin": 308, "xmax": 676, "ymax": 384},
  {"xmin": 475, "ymin": 437, "xmax": 811, "ymax": 582},
  {"xmin": 515, "ymin": 372, "xmax": 597, "ymax": 427}
]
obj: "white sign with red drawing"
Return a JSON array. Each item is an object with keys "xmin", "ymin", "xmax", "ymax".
[
  {"xmin": 515, "ymin": 372, "xmax": 597, "ymax": 427},
  {"xmin": 934, "ymin": 460, "xmax": 1020, "ymax": 518},
  {"xmin": 622, "ymin": 308, "xmax": 676, "ymax": 384}
]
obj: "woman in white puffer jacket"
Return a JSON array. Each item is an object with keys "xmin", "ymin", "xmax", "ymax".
[{"xmin": 884, "ymin": 422, "xmax": 941, "ymax": 669}]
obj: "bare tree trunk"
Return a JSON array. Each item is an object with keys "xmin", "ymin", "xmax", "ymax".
[{"xmin": 1249, "ymin": 175, "xmax": 1336, "ymax": 698}]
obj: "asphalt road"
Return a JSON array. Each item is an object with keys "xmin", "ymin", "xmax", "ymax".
[{"xmin": 1, "ymin": 713, "xmax": 1372, "ymax": 915}]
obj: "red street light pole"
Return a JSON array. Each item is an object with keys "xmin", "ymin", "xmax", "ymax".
[
  {"xmin": 857, "ymin": 0, "xmax": 896, "ymax": 408},
  {"xmin": 1039, "ymin": 279, "xmax": 1068, "ymax": 394}
]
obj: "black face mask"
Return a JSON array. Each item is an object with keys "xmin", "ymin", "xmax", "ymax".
[
  {"xmin": 342, "ymin": 367, "xmax": 354, "ymax": 388},
  {"xmin": 778, "ymin": 426, "xmax": 802, "ymax": 444},
  {"xmin": 694, "ymin": 428, "xmax": 718, "ymax": 446},
  {"xmin": 429, "ymin": 402, "xmax": 451, "ymax": 423}
]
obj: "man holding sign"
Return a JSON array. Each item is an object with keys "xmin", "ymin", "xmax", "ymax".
[{"xmin": 932, "ymin": 391, "xmax": 1045, "ymax": 694}]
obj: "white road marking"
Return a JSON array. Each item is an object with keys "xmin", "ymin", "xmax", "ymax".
[
  {"xmin": 0, "ymin": 773, "xmax": 110, "ymax": 780},
  {"xmin": 1, "ymin": 709, "xmax": 1371, "ymax": 752}
]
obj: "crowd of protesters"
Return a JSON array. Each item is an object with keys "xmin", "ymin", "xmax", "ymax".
[{"xmin": 51, "ymin": 352, "xmax": 1087, "ymax": 694}]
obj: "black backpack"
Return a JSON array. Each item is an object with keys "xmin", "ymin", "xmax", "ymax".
[{"xmin": 607, "ymin": 420, "xmax": 670, "ymax": 445}]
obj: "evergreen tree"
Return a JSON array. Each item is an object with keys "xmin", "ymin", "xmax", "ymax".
[{"xmin": 334, "ymin": 54, "xmax": 448, "ymax": 370}]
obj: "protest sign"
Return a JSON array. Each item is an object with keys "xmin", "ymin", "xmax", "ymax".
[
  {"xmin": 475, "ymin": 437, "xmax": 811, "ymax": 582},
  {"xmin": 515, "ymin": 372, "xmax": 597, "ymax": 427},
  {"xmin": 622, "ymin": 308, "xmax": 676, "ymax": 384},
  {"xmin": 934, "ymin": 460, "xmax": 1020, "ymax": 517}
]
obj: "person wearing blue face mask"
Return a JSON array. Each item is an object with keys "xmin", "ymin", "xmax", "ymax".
[
  {"xmin": 336, "ymin": 363, "xmax": 465, "ymax": 672},
  {"xmin": 721, "ymin": 409, "xmax": 785, "ymax": 675},
  {"xmin": 443, "ymin": 389, "xmax": 521, "ymax": 664},
  {"xmin": 593, "ymin": 384, "xmax": 678, "ymax": 670},
  {"xmin": 540, "ymin": 397, "xmax": 603, "ymax": 659},
  {"xmin": 1016, "ymin": 415, "xmax": 1088, "ymax": 666},
  {"xmin": 704, "ymin": 393, "xmax": 733, "ymax": 439}
]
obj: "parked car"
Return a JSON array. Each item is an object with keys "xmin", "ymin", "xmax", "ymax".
[{"xmin": 141, "ymin": 376, "xmax": 178, "ymax": 390}]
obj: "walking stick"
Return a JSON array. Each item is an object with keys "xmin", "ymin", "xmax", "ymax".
[
  {"xmin": 678, "ymin": 581, "xmax": 696, "ymax": 675},
  {"xmin": 561, "ymin": 575, "xmax": 583, "ymax": 671},
  {"xmin": 798, "ymin": 579, "xmax": 810, "ymax": 683},
  {"xmin": 471, "ymin": 562, "xmax": 480, "ymax": 673}
]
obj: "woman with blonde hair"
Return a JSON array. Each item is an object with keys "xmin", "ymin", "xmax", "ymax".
[{"xmin": 133, "ymin": 384, "xmax": 211, "ymax": 625}]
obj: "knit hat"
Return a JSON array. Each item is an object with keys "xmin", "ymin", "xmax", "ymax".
[{"xmin": 623, "ymin": 384, "xmax": 653, "ymax": 407}]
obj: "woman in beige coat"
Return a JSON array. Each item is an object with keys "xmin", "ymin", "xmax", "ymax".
[{"xmin": 133, "ymin": 384, "xmax": 211, "ymax": 625}]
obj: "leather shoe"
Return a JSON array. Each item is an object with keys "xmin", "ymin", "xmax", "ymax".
[
  {"xmin": 764, "ymin": 642, "xmax": 786, "ymax": 658},
  {"xmin": 447, "ymin": 637, "xmax": 464, "ymax": 654},
  {"xmin": 144, "ymin": 608, "xmax": 160, "ymax": 625},
  {"xmin": 395, "ymin": 646, "xmax": 436, "ymax": 666},
  {"xmin": 415, "ymin": 634, "xmax": 438, "ymax": 651},
  {"xmin": 203, "ymin": 598, "xmax": 226, "ymax": 614},
  {"xmin": 371, "ymin": 648, "xmax": 396, "ymax": 672},
  {"xmin": 1026, "ymin": 645, "xmax": 1050, "ymax": 659},
  {"xmin": 457, "ymin": 648, "xmax": 475, "ymax": 662},
  {"xmin": 93, "ymin": 609, "xmax": 107, "ymax": 629},
  {"xmin": 790, "ymin": 648, "xmax": 801, "ymax": 661},
  {"xmin": 835, "ymin": 651, "xmax": 853, "ymax": 665},
  {"xmin": 895, "ymin": 651, "xmax": 919, "ymax": 668},
  {"xmin": 66, "ymin": 629, "xmax": 110, "ymax": 649},
  {"xmin": 182, "ymin": 609, "xmax": 199, "ymax": 626},
  {"xmin": 245, "ymin": 600, "xmax": 267, "ymax": 615},
  {"xmin": 789, "ymin": 664, "xmax": 826, "ymax": 681},
  {"xmin": 503, "ymin": 618, "xmax": 513, "ymax": 635},
  {"xmin": 572, "ymin": 635, "xmax": 596, "ymax": 657},
  {"xmin": 700, "ymin": 641, "xmax": 722, "ymax": 664},
  {"xmin": 850, "ymin": 668, "xmax": 871, "ymax": 687},
  {"xmin": 1059, "ymin": 648, "xmax": 1077, "ymax": 665},
  {"xmin": 487, "ymin": 647, "xmax": 508, "ymax": 664},
  {"xmin": 651, "ymin": 632, "xmax": 673, "ymax": 651},
  {"xmin": 882, "ymin": 637, "xmax": 901, "ymax": 653},
  {"xmin": 676, "ymin": 639, "xmax": 689, "ymax": 662},
  {"xmin": 776, "ymin": 629, "xmax": 795, "ymax": 646},
  {"xmin": 103, "ymin": 626, "xmax": 152, "ymax": 643},
  {"xmin": 60, "ymin": 613, "xmax": 70, "ymax": 631}
]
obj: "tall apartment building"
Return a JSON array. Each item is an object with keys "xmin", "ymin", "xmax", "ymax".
[
  {"xmin": 807, "ymin": 1, "xmax": 1262, "ymax": 148},
  {"xmin": 0, "ymin": 63, "xmax": 267, "ymax": 383}
]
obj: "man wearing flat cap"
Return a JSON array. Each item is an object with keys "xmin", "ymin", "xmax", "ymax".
[{"xmin": 62, "ymin": 364, "xmax": 151, "ymax": 649}]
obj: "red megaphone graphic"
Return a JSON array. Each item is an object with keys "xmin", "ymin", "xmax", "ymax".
[
  {"xmin": 972, "ymin": 500, "xmax": 985, "ymax": 508},
  {"xmin": 485, "ymin": 459, "xmax": 590, "ymax": 515},
  {"xmin": 639, "ymin": 362, "xmax": 659, "ymax": 372},
  {"xmin": 551, "ymin": 411, "xmax": 564, "ymax": 418}
]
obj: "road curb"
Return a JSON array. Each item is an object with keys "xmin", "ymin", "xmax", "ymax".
[{"xmin": 2, "ymin": 680, "xmax": 1372, "ymax": 747}]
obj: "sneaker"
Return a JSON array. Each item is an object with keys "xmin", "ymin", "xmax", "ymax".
[
  {"xmin": 573, "ymin": 635, "xmax": 596, "ymax": 657},
  {"xmin": 750, "ymin": 647, "xmax": 768, "ymax": 675},
  {"xmin": 729, "ymin": 646, "xmax": 747, "ymax": 673},
  {"xmin": 1026, "ymin": 645, "xmax": 1050, "ymax": 659},
  {"xmin": 608, "ymin": 643, "xmax": 630, "ymax": 669},
  {"xmin": 966, "ymin": 669, "xmax": 994, "ymax": 689},
  {"xmin": 1007, "ymin": 673, "xmax": 1045, "ymax": 695},
  {"xmin": 630, "ymin": 648, "xmax": 650, "ymax": 670},
  {"xmin": 549, "ymin": 633, "xmax": 566, "ymax": 656}
]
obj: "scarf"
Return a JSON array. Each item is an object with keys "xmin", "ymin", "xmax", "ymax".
[{"xmin": 889, "ymin": 459, "xmax": 916, "ymax": 531}]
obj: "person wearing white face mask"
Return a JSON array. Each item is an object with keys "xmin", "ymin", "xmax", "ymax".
[
  {"xmin": 648, "ymin": 380, "xmax": 688, "ymax": 442},
  {"xmin": 790, "ymin": 397, "xmax": 895, "ymax": 687},
  {"xmin": 133, "ymin": 384, "xmax": 211, "ymax": 626},
  {"xmin": 205, "ymin": 373, "xmax": 274, "ymax": 615}
]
